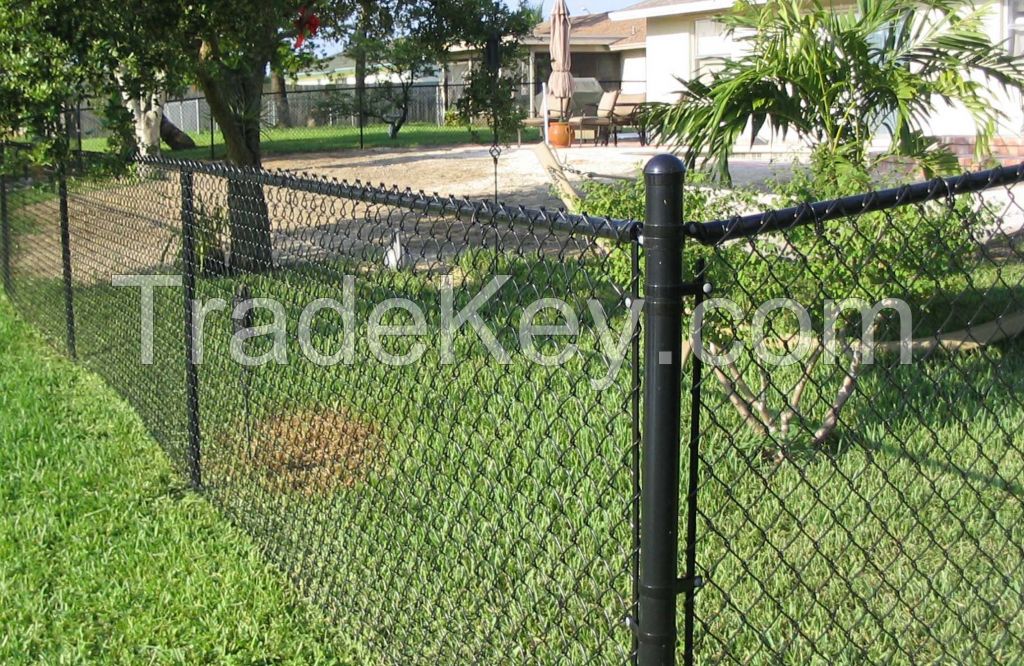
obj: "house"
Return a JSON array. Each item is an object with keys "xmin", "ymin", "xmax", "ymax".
[
  {"xmin": 610, "ymin": 0, "xmax": 1024, "ymax": 162},
  {"xmin": 444, "ymin": 12, "xmax": 646, "ymax": 115},
  {"xmin": 525, "ymin": 12, "xmax": 647, "ymax": 95}
]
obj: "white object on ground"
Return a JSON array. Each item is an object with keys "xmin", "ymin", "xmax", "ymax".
[{"xmin": 384, "ymin": 231, "xmax": 406, "ymax": 270}]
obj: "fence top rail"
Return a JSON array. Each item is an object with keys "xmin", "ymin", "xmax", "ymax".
[
  {"xmin": 139, "ymin": 154, "xmax": 640, "ymax": 243},
  {"xmin": 688, "ymin": 160, "xmax": 1024, "ymax": 245}
]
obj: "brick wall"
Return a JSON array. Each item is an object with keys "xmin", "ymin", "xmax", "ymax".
[{"xmin": 939, "ymin": 135, "xmax": 1024, "ymax": 168}]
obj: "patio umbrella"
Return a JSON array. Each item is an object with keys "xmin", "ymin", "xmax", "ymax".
[{"xmin": 547, "ymin": 0, "xmax": 574, "ymax": 120}]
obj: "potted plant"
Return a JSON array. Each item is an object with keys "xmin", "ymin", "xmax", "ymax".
[
  {"xmin": 548, "ymin": 119, "xmax": 573, "ymax": 147},
  {"xmin": 547, "ymin": 96, "xmax": 573, "ymax": 148}
]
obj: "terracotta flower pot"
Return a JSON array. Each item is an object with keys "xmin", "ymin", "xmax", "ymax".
[{"xmin": 548, "ymin": 121, "xmax": 574, "ymax": 148}]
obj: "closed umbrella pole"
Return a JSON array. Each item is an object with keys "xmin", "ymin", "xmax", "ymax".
[{"xmin": 547, "ymin": 0, "xmax": 573, "ymax": 121}]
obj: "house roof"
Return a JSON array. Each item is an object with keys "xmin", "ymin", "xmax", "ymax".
[
  {"xmin": 609, "ymin": 26, "xmax": 647, "ymax": 50},
  {"xmin": 526, "ymin": 12, "xmax": 646, "ymax": 50},
  {"xmin": 610, "ymin": 0, "xmax": 736, "ymax": 21}
]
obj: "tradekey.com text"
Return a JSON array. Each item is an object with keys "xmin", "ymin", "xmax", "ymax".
[{"xmin": 112, "ymin": 274, "xmax": 913, "ymax": 391}]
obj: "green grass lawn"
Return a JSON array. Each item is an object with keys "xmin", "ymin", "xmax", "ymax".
[
  {"xmin": 80, "ymin": 123, "xmax": 542, "ymax": 161},
  {"xmin": 0, "ymin": 295, "xmax": 362, "ymax": 665}
]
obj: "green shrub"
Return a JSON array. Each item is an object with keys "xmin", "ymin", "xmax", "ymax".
[
  {"xmin": 576, "ymin": 171, "xmax": 758, "ymax": 290},
  {"xmin": 310, "ymin": 90, "xmax": 357, "ymax": 126},
  {"xmin": 738, "ymin": 163, "xmax": 983, "ymax": 324}
]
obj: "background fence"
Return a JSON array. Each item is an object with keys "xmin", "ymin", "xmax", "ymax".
[
  {"xmin": 2, "ymin": 143, "xmax": 1024, "ymax": 664},
  {"xmin": 76, "ymin": 79, "xmax": 646, "ymax": 159}
]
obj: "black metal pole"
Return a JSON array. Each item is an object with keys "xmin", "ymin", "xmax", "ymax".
[
  {"xmin": 58, "ymin": 163, "xmax": 76, "ymax": 360},
  {"xmin": 180, "ymin": 169, "xmax": 203, "ymax": 488},
  {"xmin": 682, "ymin": 258, "xmax": 706, "ymax": 666},
  {"xmin": 638, "ymin": 153, "xmax": 685, "ymax": 666},
  {"xmin": 75, "ymin": 102, "xmax": 84, "ymax": 173},
  {"xmin": 358, "ymin": 85, "xmax": 365, "ymax": 150},
  {"xmin": 1, "ymin": 144, "xmax": 10, "ymax": 297},
  {"xmin": 232, "ymin": 283, "xmax": 254, "ymax": 454}
]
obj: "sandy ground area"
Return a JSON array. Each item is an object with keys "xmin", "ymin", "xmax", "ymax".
[{"xmin": 264, "ymin": 144, "xmax": 800, "ymax": 210}]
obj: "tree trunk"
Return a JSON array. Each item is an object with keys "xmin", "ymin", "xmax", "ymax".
[
  {"xmin": 225, "ymin": 177, "xmax": 274, "ymax": 274},
  {"xmin": 115, "ymin": 68, "xmax": 165, "ymax": 156},
  {"xmin": 124, "ymin": 93, "xmax": 164, "ymax": 156},
  {"xmin": 160, "ymin": 115, "xmax": 197, "ymax": 150},
  {"xmin": 390, "ymin": 83, "xmax": 412, "ymax": 138},
  {"xmin": 196, "ymin": 42, "xmax": 274, "ymax": 274},
  {"xmin": 270, "ymin": 69, "xmax": 292, "ymax": 128}
]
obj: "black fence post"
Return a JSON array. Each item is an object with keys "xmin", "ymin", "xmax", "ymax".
[
  {"xmin": 637, "ymin": 154, "xmax": 686, "ymax": 666},
  {"xmin": 358, "ymin": 85, "xmax": 365, "ymax": 150},
  {"xmin": 1, "ymin": 144, "xmax": 10, "ymax": 297},
  {"xmin": 58, "ymin": 161, "xmax": 77, "ymax": 360},
  {"xmin": 630, "ymin": 239, "xmax": 642, "ymax": 666},
  {"xmin": 180, "ymin": 169, "xmax": 203, "ymax": 488}
]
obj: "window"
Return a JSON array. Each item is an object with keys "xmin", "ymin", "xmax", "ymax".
[
  {"xmin": 1011, "ymin": 0, "xmax": 1024, "ymax": 56},
  {"xmin": 693, "ymin": 19, "xmax": 753, "ymax": 82}
]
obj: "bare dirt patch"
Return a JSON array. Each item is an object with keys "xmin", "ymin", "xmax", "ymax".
[
  {"xmin": 266, "ymin": 144, "xmax": 565, "ymax": 208},
  {"xmin": 221, "ymin": 407, "xmax": 385, "ymax": 495}
]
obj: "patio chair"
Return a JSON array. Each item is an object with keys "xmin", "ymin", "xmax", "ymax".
[
  {"xmin": 611, "ymin": 93, "xmax": 648, "ymax": 146},
  {"xmin": 568, "ymin": 90, "xmax": 620, "ymax": 146}
]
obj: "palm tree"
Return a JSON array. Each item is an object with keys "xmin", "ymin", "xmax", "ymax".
[{"xmin": 645, "ymin": 0, "xmax": 1024, "ymax": 182}]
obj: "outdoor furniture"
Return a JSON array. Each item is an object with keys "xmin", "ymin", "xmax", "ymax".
[
  {"xmin": 522, "ymin": 94, "xmax": 572, "ymax": 128},
  {"xmin": 611, "ymin": 93, "xmax": 648, "ymax": 146},
  {"xmin": 568, "ymin": 90, "xmax": 620, "ymax": 146}
]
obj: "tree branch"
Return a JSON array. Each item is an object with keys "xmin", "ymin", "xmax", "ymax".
[{"xmin": 811, "ymin": 322, "xmax": 877, "ymax": 446}]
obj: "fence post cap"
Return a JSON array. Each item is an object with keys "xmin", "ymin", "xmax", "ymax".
[{"xmin": 643, "ymin": 154, "xmax": 685, "ymax": 177}]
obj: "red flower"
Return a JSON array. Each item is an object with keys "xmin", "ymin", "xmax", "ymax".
[{"xmin": 294, "ymin": 6, "xmax": 320, "ymax": 48}]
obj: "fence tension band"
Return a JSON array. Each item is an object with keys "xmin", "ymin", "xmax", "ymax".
[{"xmin": 628, "ymin": 574, "xmax": 706, "ymax": 639}]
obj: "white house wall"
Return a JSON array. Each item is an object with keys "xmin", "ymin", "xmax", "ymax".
[
  {"xmin": 645, "ymin": 15, "xmax": 695, "ymax": 102},
  {"xmin": 645, "ymin": 12, "xmax": 785, "ymax": 152},
  {"xmin": 917, "ymin": 2, "xmax": 1024, "ymax": 140}
]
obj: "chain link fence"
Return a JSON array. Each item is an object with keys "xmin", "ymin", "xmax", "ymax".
[
  {"xmin": 682, "ymin": 165, "xmax": 1024, "ymax": 664},
  {"xmin": 0, "ymin": 145, "xmax": 643, "ymax": 663},
  {"xmin": 3, "ymin": 141, "xmax": 1024, "ymax": 664}
]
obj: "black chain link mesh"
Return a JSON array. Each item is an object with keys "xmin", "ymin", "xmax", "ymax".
[
  {"xmin": 684, "ymin": 164, "xmax": 1024, "ymax": 664},
  {"xmin": 1, "ymin": 148, "xmax": 642, "ymax": 664}
]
